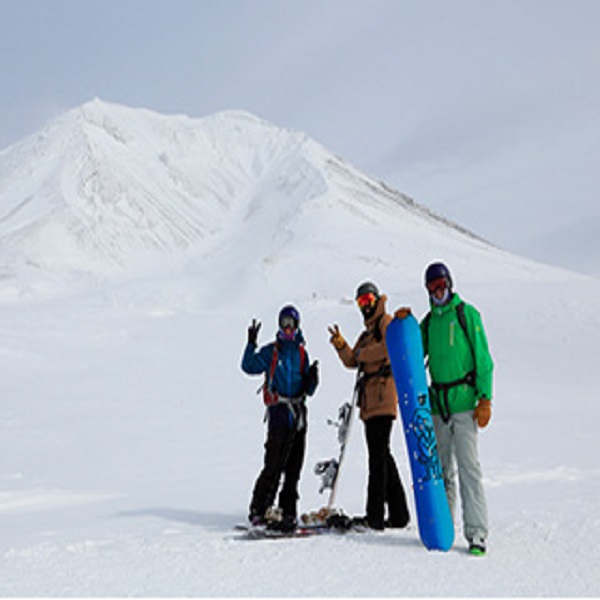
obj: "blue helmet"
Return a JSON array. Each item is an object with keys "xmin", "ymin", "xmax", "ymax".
[{"xmin": 424, "ymin": 262, "xmax": 453, "ymax": 291}]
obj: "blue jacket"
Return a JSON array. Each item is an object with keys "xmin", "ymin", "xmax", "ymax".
[{"xmin": 241, "ymin": 330, "xmax": 317, "ymax": 428}]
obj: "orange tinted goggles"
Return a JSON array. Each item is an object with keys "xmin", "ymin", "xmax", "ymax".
[
  {"xmin": 357, "ymin": 292, "xmax": 377, "ymax": 308},
  {"xmin": 426, "ymin": 277, "xmax": 448, "ymax": 293}
]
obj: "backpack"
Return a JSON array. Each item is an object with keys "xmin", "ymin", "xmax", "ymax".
[{"xmin": 262, "ymin": 342, "xmax": 306, "ymax": 406}]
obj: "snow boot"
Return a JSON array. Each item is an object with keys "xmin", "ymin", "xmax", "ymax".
[
  {"xmin": 468, "ymin": 537, "xmax": 486, "ymax": 556},
  {"xmin": 267, "ymin": 514, "xmax": 296, "ymax": 533}
]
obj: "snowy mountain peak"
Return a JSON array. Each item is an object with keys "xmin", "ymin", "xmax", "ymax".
[
  {"xmin": 0, "ymin": 100, "xmax": 489, "ymax": 301},
  {"xmin": 0, "ymin": 101, "xmax": 313, "ymax": 273}
]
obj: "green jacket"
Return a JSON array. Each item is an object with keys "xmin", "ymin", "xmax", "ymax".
[{"xmin": 420, "ymin": 293, "xmax": 494, "ymax": 415}]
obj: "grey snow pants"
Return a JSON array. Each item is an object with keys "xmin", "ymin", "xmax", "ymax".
[{"xmin": 433, "ymin": 411, "xmax": 489, "ymax": 544}]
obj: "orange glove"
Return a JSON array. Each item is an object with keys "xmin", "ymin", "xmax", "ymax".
[
  {"xmin": 473, "ymin": 399, "xmax": 492, "ymax": 428},
  {"xmin": 328, "ymin": 324, "xmax": 347, "ymax": 350},
  {"xmin": 394, "ymin": 307, "xmax": 412, "ymax": 320}
]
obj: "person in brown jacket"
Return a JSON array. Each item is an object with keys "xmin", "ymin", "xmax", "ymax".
[{"xmin": 328, "ymin": 281, "xmax": 410, "ymax": 530}]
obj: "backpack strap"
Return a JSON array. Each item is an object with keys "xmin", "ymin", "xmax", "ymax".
[
  {"xmin": 268, "ymin": 344, "xmax": 278, "ymax": 388},
  {"xmin": 455, "ymin": 301, "xmax": 474, "ymax": 359},
  {"xmin": 422, "ymin": 311, "xmax": 431, "ymax": 350},
  {"xmin": 299, "ymin": 343, "xmax": 306, "ymax": 373},
  {"xmin": 261, "ymin": 343, "xmax": 279, "ymax": 406}
]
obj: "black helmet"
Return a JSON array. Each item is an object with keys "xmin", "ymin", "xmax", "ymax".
[
  {"xmin": 278, "ymin": 304, "xmax": 300, "ymax": 330},
  {"xmin": 355, "ymin": 281, "xmax": 380, "ymax": 300},
  {"xmin": 424, "ymin": 262, "xmax": 453, "ymax": 290}
]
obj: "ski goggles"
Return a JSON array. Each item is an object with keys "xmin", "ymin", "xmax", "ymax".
[
  {"xmin": 426, "ymin": 277, "xmax": 448, "ymax": 294},
  {"xmin": 356, "ymin": 292, "xmax": 378, "ymax": 309},
  {"xmin": 279, "ymin": 315, "xmax": 297, "ymax": 330}
]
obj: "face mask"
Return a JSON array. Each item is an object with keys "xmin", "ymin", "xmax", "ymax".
[
  {"xmin": 278, "ymin": 326, "xmax": 297, "ymax": 342},
  {"xmin": 431, "ymin": 288, "xmax": 451, "ymax": 306}
]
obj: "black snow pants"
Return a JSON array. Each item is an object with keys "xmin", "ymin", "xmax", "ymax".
[
  {"xmin": 249, "ymin": 410, "xmax": 306, "ymax": 520},
  {"xmin": 364, "ymin": 415, "xmax": 410, "ymax": 529}
]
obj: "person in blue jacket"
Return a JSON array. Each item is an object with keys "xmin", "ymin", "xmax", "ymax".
[{"xmin": 241, "ymin": 305, "xmax": 319, "ymax": 531}]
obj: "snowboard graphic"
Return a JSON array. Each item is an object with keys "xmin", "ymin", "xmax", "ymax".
[{"xmin": 386, "ymin": 314, "xmax": 454, "ymax": 552}]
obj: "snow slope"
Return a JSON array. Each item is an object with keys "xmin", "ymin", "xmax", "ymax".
[
  {"xmin": 0, "ymin": 99, "xmax": 480, "ymax": 298},
  {"xmin": 1, "ymin": 102, "xmax": 599, "ymax": 596},
  {"xmin": 0, "ymin": 100, "xmax": 313, "ymax": 276}
]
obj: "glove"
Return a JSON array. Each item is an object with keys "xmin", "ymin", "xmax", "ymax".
[
  {"xmin": 306, "ymin": 360, "xmax": 319, "ymax": 389},
  {"xmin": 394, "ymin": 307, "xmax": 412, "ymax": 320},
  {"xmin": 473, "ymin": 398, "xmax": 491, "ymax": 428},
  {"xmin": 247, "ymin": 319, "xmax": 261, "ymax": 345},
  {"xmin": 328, "ymin": 324, "xmax": 347, "ymax": 350}
]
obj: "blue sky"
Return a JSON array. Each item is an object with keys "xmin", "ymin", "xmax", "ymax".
[{"xmin": 1, "ymin": 0, "xmax": 599, "ymax": 271}]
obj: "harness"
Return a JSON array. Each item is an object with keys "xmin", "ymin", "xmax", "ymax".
[
  {"xmin": 354, "ymin": 317, "xmax": 393, "ymax": 408},
  {"xmin": 431, "ymin": 371, "xmax": 476, "ymax": 423},
  {"xmin": 424, "ymin": 301, "xmax": 476, "ymax": 423},
  {"xmin": 355, "ymin": 362, "xmax": 392, "ymax": 408}
]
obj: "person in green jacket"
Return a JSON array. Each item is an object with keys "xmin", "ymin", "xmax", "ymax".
[{"xmin": 420, "ymin": 262, "xmax": 494, "ymax": 556}]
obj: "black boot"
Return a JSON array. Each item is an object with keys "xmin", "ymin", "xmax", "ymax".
[{"xmin": 267, "ymin": 514, "xmax": 297, "ymax": 533}]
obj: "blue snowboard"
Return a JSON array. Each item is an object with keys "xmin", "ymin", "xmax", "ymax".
[{"xmin": 386, "ymin": 314, "xmax": 454, "ymax": 552}]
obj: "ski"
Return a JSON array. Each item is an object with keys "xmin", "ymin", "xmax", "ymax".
[
  {"xmin": 313, "ymin": 394, "xmax": 357, "ymax": 510},
  {"xmin": 233, "ymin": 511, "xmax": 367, "ymax": 540},
  {"xmin": 234, "ymin": 523, "xmax": 320, "ymax": 539}
]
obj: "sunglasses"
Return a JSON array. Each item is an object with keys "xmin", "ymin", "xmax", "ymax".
[
  {"xmin": 357, "ymin": 292, "xmax": 378, "ymax": 309},
  {"xmin": 426, "ymin": 277, "xmax": 448, "ymax": 294}
]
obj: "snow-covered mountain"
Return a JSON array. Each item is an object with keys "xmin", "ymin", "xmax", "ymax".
[
  {"xmin": 1, "ymin": 100, "xmax": 312, "ymax": 270},
  {"xmin": 0, "ymin": 98, "xmax": 505, "ymax": 302},
  {"xmin": 1, "ymin": 101, "xmax": 599, "ymax": 596}
]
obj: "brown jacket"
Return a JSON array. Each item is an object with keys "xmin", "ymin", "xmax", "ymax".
[{"xmin": 335, "ymin": 295, "xmax": 398, "ymax": 421}]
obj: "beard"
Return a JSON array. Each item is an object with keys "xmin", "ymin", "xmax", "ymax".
[{"xmin": 361, "ymin": 304, "xmax": 377, "ymax": 320}]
